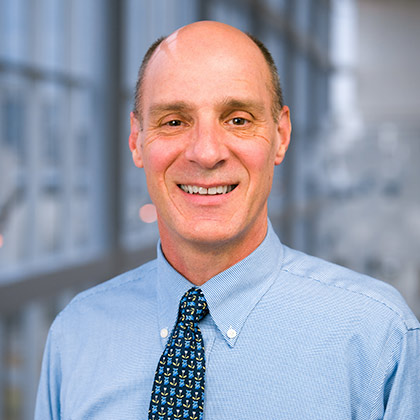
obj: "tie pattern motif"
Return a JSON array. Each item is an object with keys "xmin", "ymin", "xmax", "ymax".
[{"xmin": 149, "ymin": 287, "xmax": 209, "ymax": 420}]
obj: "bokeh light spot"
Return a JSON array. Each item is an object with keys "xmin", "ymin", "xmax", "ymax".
[{"xmin": 139, "ymin": 204, "xmax": 157, "ymax": 223}]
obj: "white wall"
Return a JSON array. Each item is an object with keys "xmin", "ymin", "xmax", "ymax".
[{"xmin": 358, "ymin": 0, "xmax": 420, "ymax": 123}]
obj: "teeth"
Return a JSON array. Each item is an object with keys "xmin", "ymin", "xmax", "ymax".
[{"xmin": 179, "ymin": 184, "xmax": 236, "ymax": 195}]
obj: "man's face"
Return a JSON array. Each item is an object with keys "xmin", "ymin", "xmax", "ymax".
[{"xmin": 130, "ymin": 23, "xmax": 291, "ymax": 252}]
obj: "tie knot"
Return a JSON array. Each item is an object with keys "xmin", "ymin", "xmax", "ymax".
[{"xmin": 179, "ymin": 287, "xmax": 208, "ymax": 324}]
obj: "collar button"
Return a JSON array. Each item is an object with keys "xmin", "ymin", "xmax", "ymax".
[{"xmin": 227, "ymin": 328, "xmax": 237, "ymax": 339}]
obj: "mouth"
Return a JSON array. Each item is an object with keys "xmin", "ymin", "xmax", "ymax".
[{"xmin": 178, "ymin": 184, "xmax": 238, "ymax": 195}]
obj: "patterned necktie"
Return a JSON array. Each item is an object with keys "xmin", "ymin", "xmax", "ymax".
[{"xmin": 149, "ymin": 287, "xmax": 209, "ymax": 420}]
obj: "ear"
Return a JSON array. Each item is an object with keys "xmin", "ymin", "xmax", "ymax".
[
  {"xmin": 274, "ymin": 106, "xmax": 291, "ymax": 166},
  {"xmin": 129, "ymin": 112, "xmax": 144, "ymax": 168}
]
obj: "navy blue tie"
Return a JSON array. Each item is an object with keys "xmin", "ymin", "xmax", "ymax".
[{"xmin": 148, "ymin": 287, "xmax": 209, "ymax": 420}]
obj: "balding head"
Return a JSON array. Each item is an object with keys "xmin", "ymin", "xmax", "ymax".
[{"xmin": 133, "ymin": 21, "xmax": 284, "ymax": 123}]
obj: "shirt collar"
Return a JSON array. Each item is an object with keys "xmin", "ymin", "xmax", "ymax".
[{"xmin": 156, "ymin": 220, "xmax": 283, "ymax": 347}]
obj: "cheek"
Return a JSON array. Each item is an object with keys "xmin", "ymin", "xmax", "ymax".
[
  {"xmin": 235, "ymin": 136, "xmax": 277, "ymax": 172},
  {"xmin": 142, "ymin": 140, "xmax": 180, "ymax": 179}
]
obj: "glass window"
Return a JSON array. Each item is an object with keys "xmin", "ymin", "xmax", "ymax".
[
  {"xmin": 0, "ymin": 0, "xmax": 104, "ymax": 281},
  {"xmin": 0, "ymin": 76, "xmax": 28, "ymax": 270}
]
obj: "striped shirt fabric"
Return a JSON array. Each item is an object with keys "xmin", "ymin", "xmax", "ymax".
[{"xmin": 35, "ymin": 221, "xmax": 420, "ymax": 419}]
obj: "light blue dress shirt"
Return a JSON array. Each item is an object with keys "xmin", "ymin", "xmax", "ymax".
[{"xmin": 36, "ymin": 222, "xmax": 420, "ymax": 419}]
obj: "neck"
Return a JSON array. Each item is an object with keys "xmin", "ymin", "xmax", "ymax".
[{"xmin": 160, "ymin": 223, "xmax": 268, "ymax": 286}]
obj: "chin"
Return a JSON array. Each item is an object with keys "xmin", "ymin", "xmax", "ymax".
[
  {"xmin": 178, "ymin": 217, "xmax": 253, "ymax": 248},
  {"xmin": 187, "ymin": 221, "xmax": 232, "ymax": 241}
]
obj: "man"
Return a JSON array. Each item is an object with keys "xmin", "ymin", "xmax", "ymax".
[{"xmin": 36, "ymin": 21, "xmax": 419, "ymax": 419}]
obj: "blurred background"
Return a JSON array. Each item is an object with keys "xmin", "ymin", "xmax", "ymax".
[{"xmin": 0, "ymin": 0, "xmax": 419, "ymax": 418}]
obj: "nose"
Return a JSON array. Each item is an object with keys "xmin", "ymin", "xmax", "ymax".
[{"xmin": 184, "ymin": 119, "xmax": 229, "ymax": 169}]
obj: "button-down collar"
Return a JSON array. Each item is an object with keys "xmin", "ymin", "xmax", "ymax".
[{"xmin": 157, "ymin": 220, "xmax": 284, "ymax": 347}]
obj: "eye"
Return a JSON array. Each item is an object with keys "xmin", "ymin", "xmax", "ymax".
[
  {"xmin": 165, "ymin": 119, "xmax": 182, "ymax": 127},
  {"xmin": 227, "ymin": 117, "xmax": 250, "ymax": 126}
]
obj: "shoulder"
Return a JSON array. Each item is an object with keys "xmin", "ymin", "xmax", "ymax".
[
  {"xmin": 52, "ymin": 258, "xmax": 158, "ymax": 328},
  {"xmin": 73, "ymin": 258, "xmax": 157, "ymax": 301},
  {"xmin": 279, "ymin": 245, "xmax": 420, "ymax": 332}
]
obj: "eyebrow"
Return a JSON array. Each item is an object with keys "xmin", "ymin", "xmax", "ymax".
[
  {"xmin": 147, "ymin": 97, "xmax": 267, "ymax": 119},
  {"xmin": 148, "ymin": 101, "xmax": 194, "ymax": 119},
  {"xmin": 218, "ymin": 97, "xmax": 266, "ymax": 115}
]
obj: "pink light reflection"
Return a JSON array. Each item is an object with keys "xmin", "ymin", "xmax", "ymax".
[{"xmin": 139, "ymin": 204, "xmax": 157, "ymax": 223}]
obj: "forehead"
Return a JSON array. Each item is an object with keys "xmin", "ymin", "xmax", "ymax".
[{"xmin": 141, "ymin": 30, "xmax": 273, "ymax": 113}]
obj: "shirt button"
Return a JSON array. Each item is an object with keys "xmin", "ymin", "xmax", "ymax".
[
  {"xmin": 160, "ymin": 328, "xmax": 169, "ymax": 338},
  {"xmin": 227, "ymin": 328, "xmax": 237, "ymax": 339}
]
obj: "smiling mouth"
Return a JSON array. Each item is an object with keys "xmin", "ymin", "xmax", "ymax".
[{"xmin": 178, "ymin": 184, "xmax": 238, "ymax": 195}]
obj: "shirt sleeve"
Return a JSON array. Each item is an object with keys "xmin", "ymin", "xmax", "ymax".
[
  {"xmin": 34, "ymin": 325, "xmax": 62, "ymax": 420},
  {"xmin": 383, "ymin": 328, "xmax": 420, "ymax": 419}
]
